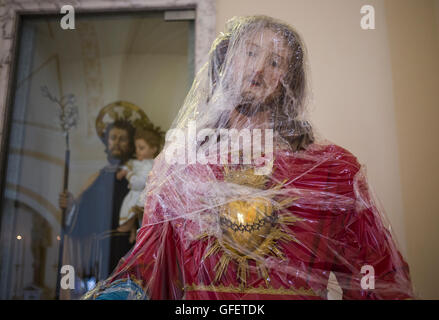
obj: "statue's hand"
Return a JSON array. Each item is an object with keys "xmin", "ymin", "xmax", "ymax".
[
  {"xmin": 59, "ymin": 191, "xmax": 74, "ymax": 210},
  {"xmin": 116, "ymin": 169, "xmax": 128, "ymax": 180}
]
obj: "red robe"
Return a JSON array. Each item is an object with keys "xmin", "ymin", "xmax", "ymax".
[{"xmin": 100, "ymin": 143, "xmax": 414, "ymax": 300}]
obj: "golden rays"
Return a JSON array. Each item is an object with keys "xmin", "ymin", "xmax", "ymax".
[{"xmin": 198, "ymin": 166, "xmax": 301, "ymax": 288}]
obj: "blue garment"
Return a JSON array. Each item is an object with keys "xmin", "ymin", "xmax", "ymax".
[
  {"xmin": 67, "ymin": 164, "xmax": 132, "ymax": 296},
  {"xmin": 84, "ymin": 279, "xmax": 148, "ymax": 300}
]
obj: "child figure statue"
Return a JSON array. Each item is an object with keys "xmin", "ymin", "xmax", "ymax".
[{"xmin": 116, "ymin": 127, "xmax": 163, "ymax": 243}]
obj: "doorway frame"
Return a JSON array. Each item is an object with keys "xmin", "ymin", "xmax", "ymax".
[{"xmin": 0, "ymin": 0, "xmax": 216, "ymax": 212}]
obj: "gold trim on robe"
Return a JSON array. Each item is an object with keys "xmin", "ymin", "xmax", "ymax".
[{"xmin": 185, "ymin": 283, "xmax": 319, "ymax": 297}]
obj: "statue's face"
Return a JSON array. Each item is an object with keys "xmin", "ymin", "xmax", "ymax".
[
  {"xmin": 107, "ymin": 127, "xmax": 131, "ymax": 160},
  {"xmin": 135, "ymin": 138, "xmax": 157, "ymax": 160},
  {"xmin": 232, "ymin": 28, "xmax": 291, "ymax": 106}
]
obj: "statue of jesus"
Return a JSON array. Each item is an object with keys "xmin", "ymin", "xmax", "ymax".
[{"xmin": 83, "ymin": 15, "xmax": 414, "ymax": 300}]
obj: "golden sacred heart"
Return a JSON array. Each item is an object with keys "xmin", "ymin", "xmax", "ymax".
[
  {"xmin": 219, "ymin": 197, "xmax": 275, "ymax": 255},
  {"xmin": 201, "ymin": 166, "xmax": 299, "ymax": 286}
]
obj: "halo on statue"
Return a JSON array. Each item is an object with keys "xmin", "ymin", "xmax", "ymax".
[{"xmin": 95, "ymin": 101, "xmax": 158, "ymax": 143}]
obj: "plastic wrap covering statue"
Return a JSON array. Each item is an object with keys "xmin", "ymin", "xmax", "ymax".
[{"xmin": 82, "ymin": 15, "xmax": 414, "ymax": 300}]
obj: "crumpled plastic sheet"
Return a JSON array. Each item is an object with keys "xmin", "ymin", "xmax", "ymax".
[{"xmin": 83, "ymin": 15, "xmax": 414, "ymax": 300}]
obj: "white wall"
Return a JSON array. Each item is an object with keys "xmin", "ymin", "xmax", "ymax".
[
  {"xmin": 385, "ymin": 0, "xmax": 439, "ymax": 300},
  {"xmin": 216, "ymin": 0, "xmax": 439, "ymax": 299}
]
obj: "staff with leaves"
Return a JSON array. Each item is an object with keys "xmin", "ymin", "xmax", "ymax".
[{"xmin": 41, "ymin": 86, "xmax": 78, "ymax": 300}]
